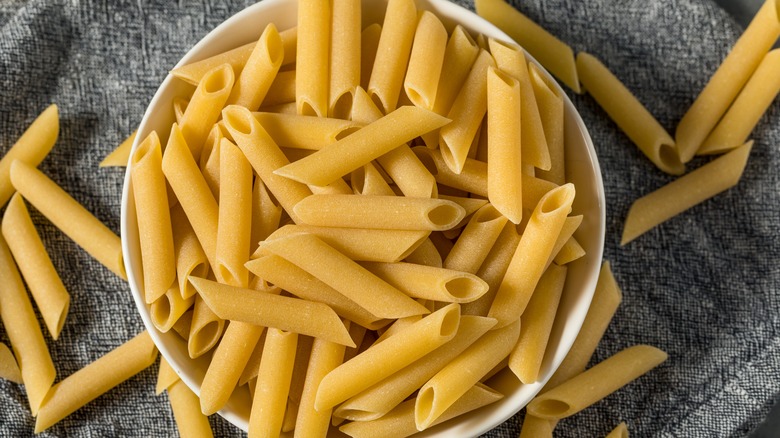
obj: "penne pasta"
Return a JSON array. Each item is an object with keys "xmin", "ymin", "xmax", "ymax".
[
  {"xmin": 99, "ymin": 130, "xmax": 136, "ymax": 167},
  {"xmin": 173, "ymin": 97, "xmax": 190, "ymax": 125},
  {"xmin": 179, "ymin": 64, "xmax": 234, "ymax": 161},
  {"xmin": 9, "ymin": 160, "xmax": 125, "ymax": 279},
  {"xmin": 529, "ymin": 63, "xmax": 566, "ymax": 185},
  {"xmin": 404, "ymin": 237, "xmax": 444, "ymax": 268},
  {"xmin": 545, "ymin": 215, "xmax": 583, "ymax": 270},
  {"xmin": 228, "ymin": 23, "xmax": 284, "ymax": 111},
  {"xmin": 297, "ymin": 0, "xmax": 331, "ymax": 116},
  {"xmin": 288, "ymin": 336, "xmax": 315, "ymax": 406},
  {"xmin": 171, "ymin": 309, "xmax": 194, "ymax": 341},
  {"xmin": 254, "ymin": 112, "xmax": 362, "ymax": 151},
  {"xmin": 250, "ymin": 177, "xmax": 283, "ymax": 253},
  {"xmin": 262, "ymin": 70, "xmax": 297, "ymax": 107},
  {"xmin": 199, "ymin": 125, "xmax": 222, "ymax": 201},
  {"xmin": 519, "ymin": 415, "xmax": 554, "ymax": 438},
  {"xmin": 239, "ymin": 331, "xmax": 267, "ymax": 386},
  {"xmin": 329, "ymin": 0, "xmax": 361, "ymax": 118},
  {"xmin": 150, "ymin": 284, "xmax": 195, "ymax": 333},
  {"xmin": 351, "ymin": 162, "xmax": 395, "ymax": 195},
  {"xmin": 404, "ymin": 11, "xmax": 447, "ymax": 110},
  {"xmin": 249, "ymin": 329, "xmax": 298, "ymax": 438},
  {"xmin": 188, "ymin": 295, "xmax": 225, "ymax": 359},
  {"xmin": 360, "ymin": 24, "xmax": 382, "ymax": 91},
  {"xmin": 443, "ymin": 203, "xmax": 508, "ymax": 275},
  {"xmin": 0, "ymin": 342, "xmax": 22, "ymax": 384},
  {"xmin": 606, "ymin": 422, "xmax": 629, "ymax": 438},
  {"xmin": 167, "ymin": 379, "xmax": 214, "ymax": 438},
  {"xmin": 361, "ymin": 261, "xmax": 489, "ymax": 303},
  {"xmin": 170, "ymin": 204, "xmax": 209, "ymax": 299},
  {"xmin": 155, "ymin": 356, "xmax": 179, "ymax": 394},
  {"xmin": 553, "ymin": 236, "xmax": 585, "ymax": 265},
  {"xmin": 622, "ymin": 141, "xmax": 752, "ymax": 245}
]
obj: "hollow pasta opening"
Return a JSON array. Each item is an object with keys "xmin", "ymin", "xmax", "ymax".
[
  {"xmin": 538, "ymin": 184, "xmax": 574, "ymax": 215},
  {"xmin": 531, "ymin": 398, "xmax": 571, "ymax": 418},
  {"xmin": 474, "ymin": 205, "xmax": 502, "ymax": 223},
  {"xmin": 151, "ymin": 294, "xmax": 173, "ymax": 332},
  {"xmin": 203, "ymin": 66, "xmax": 232, "ymax": 94},
  {"xmin": 439, "ymin": 305, "xmax": 460, "ymax": 337},
  {"xmin": 658, "ymin": 143, "xmax": 684, "ymax": 175},
  {"xmin": 413, "ymin": 148, "xmax": 439, "ymax": 176},
  {"xmin": 427, "ymin": 204, "xmax": 460, "ymax": 228},
  {"xmin": 265, "ymin": 30, "xmax": 284, "ymax": 65},
  {"xmin": 444, "ymin": 276, "xmax": 484, "ymax": 301},
  {"xmin": 415, "ymin": 386, "xmax": 436, "ymax": 429},
  {"xmin": 331, "ymin": 92, "xmax": 355, "ymax": 121},
  {"xmin": 224, "ymin": 108, "xmax": 254, "ymax": 136}
]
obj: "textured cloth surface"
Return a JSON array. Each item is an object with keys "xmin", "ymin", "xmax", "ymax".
[{"xmin": 0, "ymin": 0, "xmax": 778, "ymax": 437}]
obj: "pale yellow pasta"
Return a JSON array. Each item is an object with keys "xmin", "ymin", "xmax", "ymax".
[
  {"xmin": 439, "ymin": 195, "xmax": 488, "ymax": 218},
  {"xmin": 368, "ymin": 0, "xmax": 417, "ymax": 113},
  {"xmin": 576, "ymin": 52, "xmax": 684, "ymax": 175},
  {"xmin": 173, "ymin": 97, "xmax": 189, "ymax": 125},
  {"xmin": 373, "ymin": 314, "xmax": 423, "ymax": 344},
  {"xmin": 99, "ymin": 130, "xmax": 136, "ymax": 167},
  {"xmin": 282, "ymin": 399, "xmax": 299, "ymax": 433},
  {"xmin": 529, "ymin": 63, "xmax": 566, "ymax": 185},
  {"xmin": 262, "ymin": 70, "xmax": 297, "ymax": 107},
  {"xmin": 179, "ymin": 64, "xmax": 234, "ymax": 161},
  {"xmin": 405, "ymin": 237, "xmax": 443, "ymax": 268},
  {"xmin": 428, "ymin": 231, "xmax": 455, "ymax": 260},
  {"xmin": 250, "ymin": 177, "xmax": 282, "ymax": 254},
  {"xmin": 199, "ymin": 125, "xmax": 222, "ymax": 201},
  {"xmin": 509, "ymin": 264, "xmax": 567, "ymax": 383},
  {"xmin": 259, "ymin": 101, "xmax": 299, "ymax": 115},
  {"xmin": 161, "ymin": 124, "xmax": 219, "ymax": 270},
  {"xmin": 518, "ymin": 415, "xmax": 554, "ymax": 438},
  {"xmin": 245, "ymin": 254, "xmax": 386, "ymax": 330},
  {"xmin": 362, "ymin": 261, "xmax": 488, "ymax": 303},
  {"xmin": 622, "ymin": 141, "xmax": 753, "ymax": 245},
  {"xmin": 288, "ymin": 335, "xmax": 315, "ymax": 406},
  {"xmin": 340, "ymin": 383, "xmax": 503, "ymax": 438},
  {"xmin": 486, "ymin": 67, "xmax": 524, "ymax": 223},
  {"xmin": 2, "ymin": 193, "xmax": 70, "ymax": 339},
  {"xmin": 439, "ymin": 50, "xmax": 495, "ymax": 174},
  {"xmin": 257, "ymin": 233, "xmax": 428, "ymax": 319},
  {"xmin": 274, "ymin": 106, "xmax": 448, "ymax": 187},
  {"xmin": 527, "ymin": 345, "xmax": 667, "ymax": 420},
  {"xmin": 444, "ymin": 204, "xmax": 508, "ymax": 275},
  {"xmin": 188, "ymin": 294, "xmax": 225, "ymax": 359},
  {"xmin": 222, "ymin": 105, "xmax": 313, "ymax": 223},
  {"xmin": 553, "ymin": 236, "xmax": 586, "ymax": 265},
  {"xmin": 329, "ymin": 0, "xmax": 361, "ymax": 118},
  {"xmin": 404, "ymin": 11, "xmax": 447, "ymax": 110},
  {"xmin": 315, "ymin": 304, "xmax": 460, "ymax": 411},
  {"xmin": 239, "ymin": 330, "xmax": 267, "ymax": 386},
  {"xmin": 171, "ymin": 309, "xmax": 193, "ymax": 341},
  {"xmin": 150, "ymin": 284, "xmax": 195, "ymax": 333},
  {"xmin": 351, "ymin": 85, "xmax": 384, "ymax": 124},
  {"xmin": 699, "ymin": 49, "xmax": 780, "ymax": 155},
  {"xmin": 170, "ymin": 204, "xmax": 209, "ymax": 299},
  {"xmin": 0, "ymin": 342, "xmax": 22, "ymax": 384},
  {"xmin": 414, "ymin": 318, "xmax": 521, "ymax": 429},
  {"xmin": 336, "ymin": 315, "xmax": 495, "ymax": 421},
  {"xmin": 155, "ymin": 356, "xmax": 178, "ymax": 394},
  {"xmin": 249, "ymin": 329, "xmax": 298, "ymax": 438},
  {"xmin": 475, "ymin": 0, "xmax": 580, "ymax": 93},
  {"xmin": 189, "ymin": 276, "xmax": 354, "ymax": 346},
  {"xmin": 360, "ymin": 24, "xmax": 382, "ymax": 90},
  {"xmin": 34, "ymin": 331, "xmax": 158, "ymax": 433},
  {"xmin": 9, "ymin": 160, "xmax": 125, "ymax": 279},
  {"xmin": 259, "ymin": 224, "xmax": 429, "ymax": 263},
  {"xmin": 228, "ymin": 23, "xmax": 283, "ymax": 111},
  {"xmin": 297, "ymin": 0, "xmax": 330, "ymax": 116},
  {"xmin": 215, "ymin": 139, "xmax": 252, "ymax": 287},
  {"xmin": 131, "ymin": 131, "xmax": 176, "ymax": 303},
  {"xmin": 200, "ymin": 321, "xmax": 265, "ymax": 414},
  {"xmin": 254, "ymin": 112, "xmax": 362, "ymax": 150},
  {"xmin": 675, "ymin": 0, "xmax": 780, "ymax": 162},
  {"xmin": 352, "ymin": 163, "xmax": 395, "ymax": 195},
  {"xmin": 487, "ymin": 184, "xmax": 574, "ymax": 327},
  {"xmin": 295, "ymin": 333, "xmax": 348, "ymax": 437},
  {"xmin": 168, "ymin": 379, "xmax": 215, "ymax": 438},
  {"xmin": 605, "ymin": 422, "xmax": 629, "ymax": 438},
  {"xmin": 0, "ymin": 234, "xmax": 55, "ymax": 414},
  {"xmin": 0, "ymin": 104, "xmax": 58, "ymax": 208},
  {"xmin": 545, "ymin": 214, "xmax": 583, "ymax": 270}
]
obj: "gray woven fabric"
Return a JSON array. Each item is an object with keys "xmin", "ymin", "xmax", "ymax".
[{"xmin": 0, "ymin": 0, "xmax": 778, "ymax": 437}]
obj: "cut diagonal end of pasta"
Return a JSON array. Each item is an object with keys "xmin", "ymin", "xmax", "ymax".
[
  {"xmin": 100, "ymin": 130, "xmax": 136, "ymax": 167},
  {"xmin": 0, "ymin": 342, "xmax": 22, "ymax": 384},
  {"xmin": 621, "ymin": 140, "xmax": 753, "ymax": 245}
]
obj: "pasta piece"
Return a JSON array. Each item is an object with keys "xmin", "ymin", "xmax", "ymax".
[
  {"xmin": 222, "ymin": 105, "xmax": 313, "ymax": 224},
  {"xmin": 297, "ymin": 0, "xmax": 330, "ymax": 116},
  {"xmin": 360, "ymin": 24, "xmax": 382, "ymax": 91},
  {"xmin": 527, "ymin": 345, "xmax": 667, "ymax": 420},
  {"xmin": 2, "ymin": 193, "xmax": 70, "ymax": 339},
  {"xmin": 99, "ymin": 130, "xmax": 136, "ymax": 167},
  {"xmin": 315, "ymin": 304, "xmax": 460, "ymax": 411},
  {"xmin": 259, "ymin": 101, "xmax": 298, "ymax": 115},
  {"xmin": 170, "ymin": 204, "xmax": 209, "ymax": 299},
  {"xmin": 545, "ymin": 215, "xmax": 583, "ymax": 270},
  {"xmin": 254, "ymin": 112, "xmax": 362, "ymax": 150},
  {"xmin": 553, "ymin": 236, "xmax": 586, "ymax": 265},
  {"xmin": 486, "ymin": 67, "xmax": 524, "ymax": 223},
  {"xmin": 340, "ymin": 383, "xmax": 503, "ymax": 437},
  {"xmin": 373, "ymin": 314, "xmax": 423, "ymax": 344},
  {"xmin": 0, "ymin": 104, "xmax": 58, "ymax": 208},
  {"xmin": 171, "ymin": 309, "xmax": 193, "ymax": 341},
  {"xmin": 675, "ymin": 0, "xmax": 780, "ymax": 162},
  {"xmin": 367, "ymin": 0, "xmax": 417, "ymax": 113},
  {"xmin": 429, "ymin": 231, "xmax": 455, "ymax": 260},
  {"xmin": 239, "ymin": 330, "xmax": 268, "ymax": 386},
  {"xmin": 474, "ymin": 0, "xmax": 580, "ymax": 92},
  {"xmin": 361, "ymin": 261, "xmax": 489, "ymax": 303},
  {"xmin": 352, "ymin": 163, "xmax": 395, "ymax": 195},
  {"xmin": 606, "ymin": 422, "xmax": 629, "ymax": 438},
  {"xmin": 282, "ymin": 399, "xmax": 299, "ymax": 433},
  {"xmin": 509, "ymin": 264, "xmax": 567, "ymax": 383},
  {"xmin": 0, "ymin": 233, "xmax": 55, "ymax": 414},
  {"xmin": 293, "ymin": 194, "xmax": 465, "ymax": 231},
  {"xmin": 414, "ymin": 318, "xmax": 522, "ymax": 429},
  {"xmin": 155, "ymin": 356, "xmax": 178, "ymax": 394},
  {"xmin": 168, "ymin": 380, "xmax": 214, "ymax": 438},
  {"xmin": 150, "ymin": 284, "xmax": 195, "ymax": 333},
  {"xmin": 288, "ymin": 336, "xmax": 315, "ymax": 406},
  {"xmin": 529, "ymin": 63, "xmax": 566, "ymax": 185},
  {"xmin": 245, "ymin": 255, "xmax": 386, "ymax": 330},
  {"xmin": 329, "ymin": 0, "xmax": 361, "ymax": 118},
  {"xmin": 188, "ymin": 295, "xmax": 225, "ymax": 359},
  {"xmin": 439, "ymin": 50, "xmax": 495, "ymax": 174},
  {"xmin": 161, "ymin": 124, "xmax": 219, "ymax": 270},
  {"xmin": 179, "ymin": 64, "xmax": 234, "ymax": 161},
  {"xmin": 0, "ymin": 342, "xmax": 22, "ymax": 384},
  {"xmin": 34, "ymin": 331, "xmax": 158, "ymax": 433},
  {"xmin": 699, "ymin": 49, "xmax": 780, "ymax": 155},
  {"xmin": 336, "ymin": 315, "xmax": 496, "ymax": 421},
  {"xmin": 621, "ymin": 141, "xmax": 752, "ymax": 245},
  {"xmin": 273, "ymin": 106, "xmax": 449, "ymax": 187},
  {"xmin": 488, "ymin": 184, "xmax": 575, "ymax": 327},
  {"xmin": 131, "ymin": 131, "xmax": 176, "ymax": 303},
  {"xmin": 262, "ymin": 70, "xmax": 297, "ymax": 107},
  {"xmin": 576, "ymin": 52, "xmax": 684, "ymax": 175},
  {"xmin": 251, "ymin": 177, "xmax": 282, "ymax": 253},
  {"xmin": 216, "ymin": 139, "xmax": 252, "ymax": 287},
  {"xmin": 545, "ymin": 261, "xmax": 622, "ymax": 390},
  {"xmin": 189, "ymin": 276, "xmax": 354, "ymax": 346},
  {"xmin": 200, "ymin": 321, "xmax": 265, "ymax": 414},
  {"xmin": 257, "ymin": 233, "xmax": 429, "ymax": 319},
  {"xmin": 249, "ymin": 329, "xmax": 298, "ymax": 438},
  {"xmin": 173, "ymin": 97, "xmax": 189, "ymax": 125},
  {"xmin": 404, "ymin": 11, "xmax": 447, "ymax": 110},
  {"xmin": 199, "ymin": 125, "xmax": 222, "ymax": 201},
  {"xmin": 444, "ymin": 203, "xmax": 508, "ymax": 275},
  {"xmin": 228, "ymin": 23, "xmax": 284, "ymax": 111},
  {"xmin": 259, "ymin": 224, "xmax": 428, "ymax": 263},
  {"xmin": 519, "ymin": 415, "xmax": 554, "ymax": 438},
  {"xmin": 404, "ymin": 237, "xmax": 443, "ymax": 268},
  {"xmin": 9, "ymin": 161, "xmax": 125, "ymax": 279}
]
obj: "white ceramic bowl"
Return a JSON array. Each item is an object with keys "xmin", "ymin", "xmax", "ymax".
[{"xmin": 121, "ymin": 0, "xmax": 605, "ymax": 435}]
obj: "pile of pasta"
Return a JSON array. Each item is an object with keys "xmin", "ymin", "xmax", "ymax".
[{"xmin": 477, "ymin": 0, "xmax": 780, "ymax": 245}]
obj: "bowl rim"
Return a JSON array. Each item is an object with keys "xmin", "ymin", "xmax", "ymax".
[{"xmin": 120, "ymin": 0, "xmax": 606, "ymax": 434}]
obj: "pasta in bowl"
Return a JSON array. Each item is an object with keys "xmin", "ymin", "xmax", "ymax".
[{"xmin": 120, "ymin": 0, "xmax": 605, "ymax": 436}]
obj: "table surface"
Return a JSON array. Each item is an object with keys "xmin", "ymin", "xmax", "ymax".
[{"xmin": 0, "ymin": 0, "xmax": 778, "ymax": 437}]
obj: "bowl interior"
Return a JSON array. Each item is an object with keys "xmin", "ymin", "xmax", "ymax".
[{"xmin": 120, "ymin": 0, "xmax": 605, "ymax": 435}]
